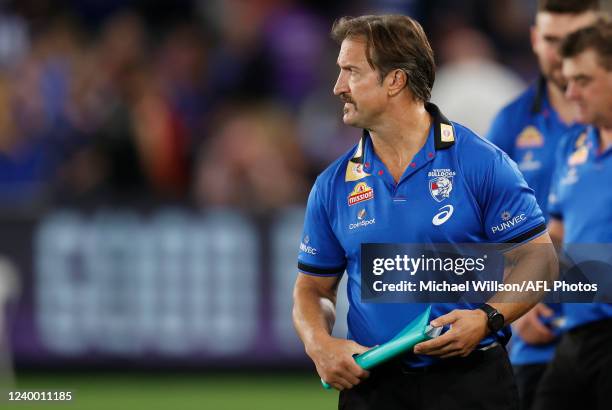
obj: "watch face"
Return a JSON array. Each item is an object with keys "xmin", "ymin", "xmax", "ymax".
[{"xmin": 491, "ymin": 313, "xmax": 505, "ymax": 331}]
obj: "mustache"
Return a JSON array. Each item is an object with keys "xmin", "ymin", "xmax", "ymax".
[{"xmin": 340, "ymin": 93, "xmax": 355, "ymax": 104}]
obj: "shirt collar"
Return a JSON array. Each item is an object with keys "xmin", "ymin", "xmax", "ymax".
[
  {"xmin": 586, "ymin": 126, "xmax": 612, "ymax": 157},
  {"xmin": 348, "ymin": 102, "xmax": 455, "ymax": 165},
  {"xmin": 345, "ymin": 103, "xmax": 455, "ymax": 182},
  {"xmin": 531, "ymin": 76, "xmax": 547, "ymax": 114},
  {"xmin": 426, "ymin": 102, "xmax": 456, "ymax": 151}
]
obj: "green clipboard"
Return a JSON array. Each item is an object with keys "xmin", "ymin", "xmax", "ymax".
[{"xmin": 321, "ymin": 305, "xmax": 442, "ymax": 390}]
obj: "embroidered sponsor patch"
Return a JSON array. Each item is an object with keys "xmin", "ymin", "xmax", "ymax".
[
  {"xmin": 348, "ymin": 182, "xmax": 374, "ymax": 206},
  {"xmin": 518, "ymin": 151, "xmax": 542, "ymax": 171},
  {"xmin": 440, "ymin": 123, "xmax": 455, "ymax": 142},
  {"xmin": 568, "ymin": 146, "xmax": 588, "ymax": 166},
  {"xmin": 345, "ymin": 161, "xmax": 371, "ymax": 182},
  {"xmin": 516, "ymin": 126, "xmax": 544, "ymax": 148}
]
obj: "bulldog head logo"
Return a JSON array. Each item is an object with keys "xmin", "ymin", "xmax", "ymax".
[{"xmin": 429, "ymin": 176, "xmax": 453, "ymax": 202}]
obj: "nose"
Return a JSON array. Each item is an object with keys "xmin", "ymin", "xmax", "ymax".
[
  {"xmin": 333, "ymin": 70, "xmax": 348, "ymax": 96},
  {"xmin": 565, "ymin": 81, "xmax": 580, "ymax": 101}
]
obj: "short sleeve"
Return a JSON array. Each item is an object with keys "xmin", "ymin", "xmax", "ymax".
[
  {"xmin": 297, "ymin": 179, "xmax": 347, "ymax": 276},
  {"xmin": 480, "ymin": 152, "xmax": 546, "ymax": 243}
]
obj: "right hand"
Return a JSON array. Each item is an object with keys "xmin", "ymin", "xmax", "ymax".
[
  {"xmin": 306, "ymin": 336, "xmax": 371, "ymax": 391},
  {"xmin": 513, "ymin": 303, "xmax": 555, "ymax": 345}
]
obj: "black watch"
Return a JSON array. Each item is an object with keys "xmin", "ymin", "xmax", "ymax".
[{"xmin": 479, "ymin": 304, "xmax": 505, "ymax": 333}]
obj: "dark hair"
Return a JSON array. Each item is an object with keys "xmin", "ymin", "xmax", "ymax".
[
  {"xmin": 561, "ymin": 19, "xmax": 612, "ymax": 70},
  {"xmin": 331, "ymin": 15, "xmax": 435, "ymax": 102},
  {"xmin": 537, "ymin": 0, "xmax": 600, "ymax": 13}
]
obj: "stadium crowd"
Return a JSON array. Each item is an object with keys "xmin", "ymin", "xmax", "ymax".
[{"xmin": 0, "ymin": 0, "xmax": 547, "ymax": 211}]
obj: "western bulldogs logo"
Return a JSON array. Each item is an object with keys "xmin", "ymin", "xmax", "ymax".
[{"xmin": 429, "ymin": 176, "xmax": 453, "ymax": 202}]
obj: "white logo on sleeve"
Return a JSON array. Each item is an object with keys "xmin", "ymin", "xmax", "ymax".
[
  {"xmin": 432, "ymin": 205, "xmax": 454, "ymax": 226},
  {"xmin": 300, "ymin": 235, "xmax": 318, "ymax": 255},
  {"xmin": 491, "ymin": 212, "xmax": 526, "ymax": 234}
]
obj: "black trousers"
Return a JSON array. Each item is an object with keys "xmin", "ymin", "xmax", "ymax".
[
  {"xmin": 339, "ymin": 345, "xmax": 519, "ymax": 410},
  {"xmin": 533, "ymin": 319, "xmax": 612, "ymax": 410},
  {"xmin": 513, "ymin": 363, "xmax": 547, "ymax": 410}
]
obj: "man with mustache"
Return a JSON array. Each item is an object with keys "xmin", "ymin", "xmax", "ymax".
[{"xmin": 292, "ymin": 14, "xmax": 556, "ymax": 410}]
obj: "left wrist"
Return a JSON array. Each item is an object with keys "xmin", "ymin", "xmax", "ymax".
[
  {"xmin": 478, "ymin": 304, "xmax": 505, "ymax": 333},
  {"xmin": 476, "ymin": 308, "xmax": 488, "ymax": 332}
]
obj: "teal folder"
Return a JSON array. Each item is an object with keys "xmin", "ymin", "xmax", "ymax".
[{"xmin": 322, "ymin": 305, "xmax": 442, "ymax": 389}]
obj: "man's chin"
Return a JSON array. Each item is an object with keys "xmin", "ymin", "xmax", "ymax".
[
  {"xmin": 342, "ymin": 113, "xmax": 360, "ymax": 127},
  {"xmin": 574, "ymin": 112, "xmax": 591, "ymax": 125}
]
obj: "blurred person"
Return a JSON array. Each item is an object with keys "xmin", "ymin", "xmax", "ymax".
[
  {"xmin": 193, "ymin": 104, "xmax": 308, "ymax": 211},
  {"xmin": 293, "ymin": 14, "xmax": 556, "ymax": 409},
  {"xmin": 486, "ymin": 2, "xmax": 599, "ymax": 408},
  {"xmin": 0, "ymin": 10, "xmax": 29, "ymax": 69},
  {"xmin": 295, "ymin": 44, "xmax": 363, "ymax": 176},
  {"xmin": 131, "ymin": 67, "xmax": 191, "ymax": 198},
  {"xmin": 54, "ymin": 12, "xmax": 152, "ymax": 202},
  {"xmin": 533, "ymin": 19, "xmax": 612, "ymax": 410},
  {"xmin": 482, "ymin": 0, "xmax": 537, "ymax": 77},
  {"xmin": 419, "ymin": 0, "xmax": 535, "ymax": 78},
  {"xmin": 0, "ymin": 257, "xmax": 19, "ymax": 391},
  {"xmin": 76, "ymin": 11, "xmax": 152, "ymax": 198},
  {"xmin": 296, "ymin": 84, "xmax": 361, "ymax": 177},
  {"xmin": 0, "ymin": 15, "xmax": 85, "ymax": 205},
  {"xmin": 60, "ymin": 12, "xmax": 196, "ymax": 201},
  {"xmin": 200, "ymin": 0, "xmax": 277, "ymax": 100},
  {"xmin": 431, "ymin": 27, "xmax": 525, "ymax": 136},
  {"xmin": 154, "ymin": 23, "xmax": 212, "ymax": 144},
  {"xmin": 262, "ymin": 3, "xmax": 327, "ymax": 108},
  {"xmin": 95, "ymin": 11, "xmax": 148, "ymax": 81}
]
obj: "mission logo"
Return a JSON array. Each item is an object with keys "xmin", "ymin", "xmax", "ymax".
[{"xmin": 348, "ymin": 182, "xmax": 374, "ymax": 206}]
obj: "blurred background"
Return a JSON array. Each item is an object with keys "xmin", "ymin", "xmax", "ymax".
[{"xmin": 0, "ymin": 0, "xmax": 610, "ymax": 409}]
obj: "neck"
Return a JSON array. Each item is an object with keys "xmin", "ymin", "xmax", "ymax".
[
  {"xmin": 547, "ymin": 82, "xmax": 575, "ymax": 125},
  {"xmin": 368, "ymin": 101, "xmax": 431, "ymax": 182}
]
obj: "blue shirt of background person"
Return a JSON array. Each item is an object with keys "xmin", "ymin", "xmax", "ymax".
[
  {"xmin": 486, "ymin": 78, "xmax": 583, "ymax": 366},
  {"xmin": 548, "ymin": 127, "xmax": 612, "ymax": 329}
]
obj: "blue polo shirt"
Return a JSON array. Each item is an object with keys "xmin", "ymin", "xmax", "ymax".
[
  {"xmin": 486, "ymin": 79, "xmax": 582, "ymax": 365},
  {"xmin": 298, "ymin": 103, "xmax": 546, "ymax": 367},
  {"xmin": 486, "ymin": 78, "xmax": 583, "ymax": 220},
  {"xmin": 549, "ymin": 126, "xmax": 612, "ymax": 330}
]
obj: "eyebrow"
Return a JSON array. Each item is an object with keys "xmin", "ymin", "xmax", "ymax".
[
  {"xmin": 573, "ymin": 74, "xmax": 591, "ymax": 80},
  {"xmin": 337, "ymin": 63, "xmax": 359, "ymax": 70}
]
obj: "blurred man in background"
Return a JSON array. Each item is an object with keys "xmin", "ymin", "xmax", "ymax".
[
  {"xmin": 0, "ymin": 257, "xmax": 19, "ymax": 391},
  {"xmin": 533, "ymin": 19, "xmax": 612, "ymax": 409},
  {"xmin": 431, "ymin": 27, "xmax": 525, "ymax": 136},
  {"xmin": 293, "ymin": 14, "xmax": 556, "ymax": 410},
  {"xmin": 486, "ymin": 1, "xmax": 600, "ymax": 408}
]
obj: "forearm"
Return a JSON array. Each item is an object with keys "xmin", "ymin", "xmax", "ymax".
[
  {"xmin": 547, "ymin": 218, "xmax": 564, "ymax": 252},
  {"xmin": 488, "ymin": 302, "xmax": 532, "ymax": 326},
  {"xmin": 489, "ymin": 236, "xmax": 558, "ymax": 325},
  {"xmin": 292, "ymin": 281, "xmax": 337, "ymax": 352}
]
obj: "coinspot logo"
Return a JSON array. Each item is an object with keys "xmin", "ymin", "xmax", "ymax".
[
  {"xmin": 432, "ymin": 205, "xmax": 454, "ymax": 226},
  {"xmin": 349, "ymin": 209, "xmax": 375, "ymax": 230}
]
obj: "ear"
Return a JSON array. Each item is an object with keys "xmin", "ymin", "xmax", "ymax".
[{"xmin": 386, "ymin": 69, "xmax": 407, "ymax": 97}]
